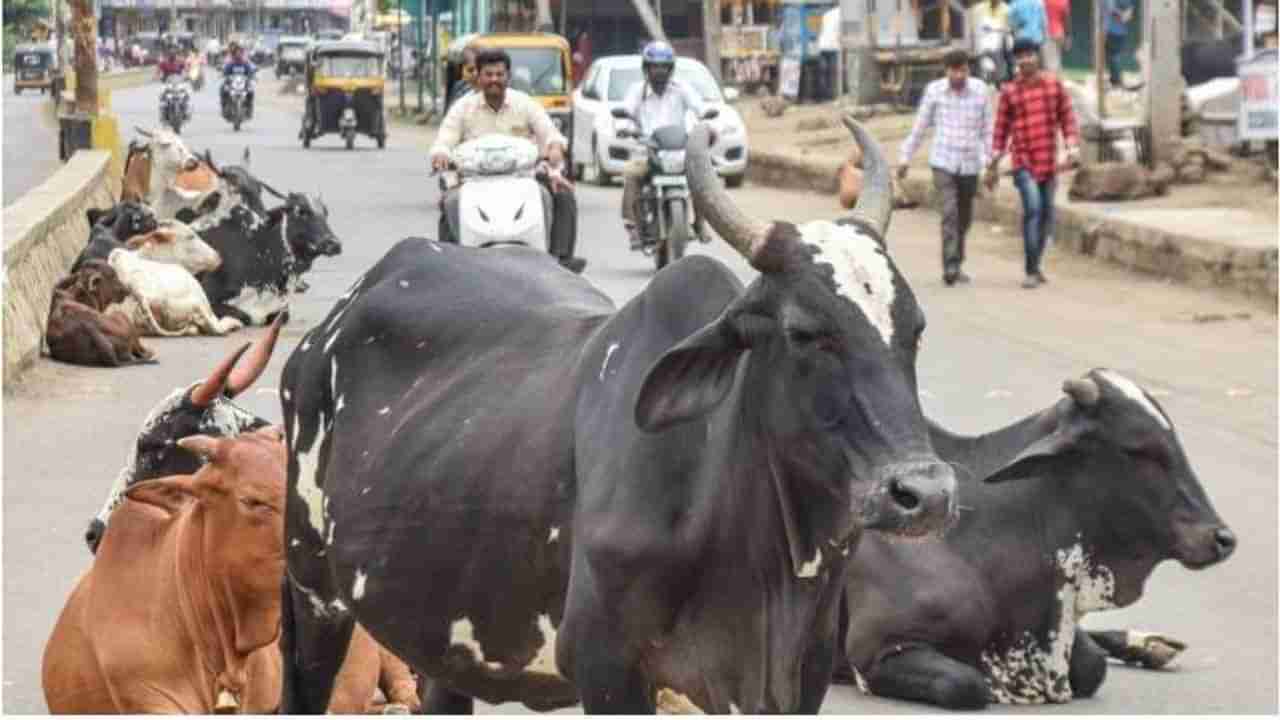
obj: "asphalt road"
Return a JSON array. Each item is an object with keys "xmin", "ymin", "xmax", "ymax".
[
  {"xmin": 3, "ymin": 77, "xmax": 1276, "ymax": 714},
  {"xmin": 3, "ymin": 79, "xmax": 64, "ymax": 208}
]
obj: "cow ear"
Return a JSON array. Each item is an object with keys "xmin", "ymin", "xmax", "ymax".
[
  {"xmin": 985, "ymin": 419, "xmax": 1085, "ymax": 484},
  {"xmin": 125, "ymin": 233, "xmax": 151, "ymax": 249},
  {"xmin": 635, "ymin": 314, "xmax": 761, "ymax": 432},
  {"xmin": 178, "ymin": 434, "xmax": 222, "ymax": 463},
  {"xmin": 124, "ymin": 475, "xmax": 200, "ymax": 515},
  {"xmin": 86, "ymin": 208, "xmax": 107, "ymax": 227}
]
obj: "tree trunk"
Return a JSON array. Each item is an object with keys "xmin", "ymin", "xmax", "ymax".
[{"xmin": 70, "ymin": 0, "xmax": 99, "ymax": 115}]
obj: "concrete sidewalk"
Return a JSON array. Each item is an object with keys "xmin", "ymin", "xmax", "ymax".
[{"xmin": 741, "ymin": 100, "xmax": 1278, "ymax": 305}]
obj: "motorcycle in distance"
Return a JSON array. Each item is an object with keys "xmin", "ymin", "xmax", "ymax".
[
  {"xmin": 434, "ymin": 134, "xmax": 559, "ymax": 256},
  {"xmin": 611, "ymin": 105, "xmax": 719, "ymax": 270},
  {"xmin": 159, "ymin": 76, "xmax": 193, "ymax": 135},
  {"xmin": 974, "ymin": 21, "xmax": 1011, "ymax": 88},
  {"xmin": 221, "ymin": 73, "xmax": 252, "ymax": 132}
]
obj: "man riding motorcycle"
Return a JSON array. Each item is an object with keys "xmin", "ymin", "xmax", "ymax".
[
  {"xmin": 430, "ymin": 48, "xmax": 586, "ymax": 274},
  {"xmin": 157, "ymin": 49, "xmax": 186, "ymax": 82},
  {"xmin": 620, "ymin": 41, "xmax": 707, "ymax": 250},
  {"xmin": 221, "ymin": 41, "xmax": 257, "ymax": 120}
]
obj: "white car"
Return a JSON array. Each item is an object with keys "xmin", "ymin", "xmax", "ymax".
[{"xmin": 572, "ymin": 55, "xmax": 749, "ymax": 187}]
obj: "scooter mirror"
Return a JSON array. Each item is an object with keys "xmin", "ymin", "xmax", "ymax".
[
  {"xmin": 610, "ymin": 107, "xmax": 632, "ymax": 120},
  {"xmin": 701, "ymin": 108, "xmax": 720, "ymax": 120}
]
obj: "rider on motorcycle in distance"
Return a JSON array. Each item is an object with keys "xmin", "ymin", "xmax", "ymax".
[
  {"xmin": 157, "ymin": 47, "xmax": 186, "ymax": 82},
  {"xmin": 620, "ymin": 41, "xmax": 708, "ymax": 250},
  {"xmin": 221, "ymin": 41, "xmax": 257, "ymax": 119}
]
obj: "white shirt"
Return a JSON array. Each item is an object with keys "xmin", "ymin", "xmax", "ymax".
[
  {"xmin": 430, "ymin": 88, "xmax": 569, "ymax": 157},
  {"xmin": 621, "ymin": 79, "xmax": 705, "ymax": 135}
]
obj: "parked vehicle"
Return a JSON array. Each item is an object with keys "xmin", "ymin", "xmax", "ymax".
[
  {"xmin": 572, "ymin": 55, "xmax": 748, "ymax": 187},
  {"xmin": 13, "ymin": 44, "xmax": 58, "ymax": 95},
  {"xmin": 612, "ymin": 105, "xmax": 719, "ymax": 270},
  {"xmin": 276, "ymin": 35, "xmax": 311, "ymax": 77}
]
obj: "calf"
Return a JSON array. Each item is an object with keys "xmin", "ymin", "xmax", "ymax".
[
  {"xmin": 46, "ymin": 269, "xmax": 155, "ymax": 368},
  {"xmin": 75, "ymin": 221, "xmax": 221, "ymax": 276},
  {"xmin": 193, "ymin": 192, "xmax": 340, "ymax": 326},
  {"xmin": 106, "ymin": 248, "xmax": 243, "ymax": 336},
  {"xmin": 42, "ymin": 428, "xmax": 290, "ymax": 713},
  {"xmin": 839, "ymin": 369, "xmax": 1236, "ymax": 709}
]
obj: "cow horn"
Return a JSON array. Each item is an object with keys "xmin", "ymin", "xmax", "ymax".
[
  {"xmin": 1062, "ymin": 377, "xmax": 1101, "ymax": 407},
  {"xmin": 686, "ymin": 123, "xmax": 769, "ymax": 262},
  {"xmin": 190, "ymin": 342, "xmax": 252, "ymax": 407},
  {"xmin": 134, "ymin": 126, "xmax": 154, "ymax": 139},
  {"xmin": 259, "ymin": 181, "xmax": 288, "ymax": 201},
  {"xmin": 226, "ymin": 312, "xmax": 286, "ymax": 399},
  {"xmin": 840, "ymin": 114, "xmax": 892, "ymax": 239}
]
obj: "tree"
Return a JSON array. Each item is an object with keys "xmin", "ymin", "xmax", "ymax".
[
  {"xmin": 69, "ymin": 0, "xmax": 97, "ymax": 114},
  {"xmin": 3, "ymin": 0, "xmax": 51, "ymax": 29}
]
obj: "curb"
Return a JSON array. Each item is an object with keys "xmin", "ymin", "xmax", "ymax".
[{"xmin": 749, "ymin": 149, "xmax": 1277, "ymax": 304}]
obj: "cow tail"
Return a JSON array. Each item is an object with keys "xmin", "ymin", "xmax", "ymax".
[{"xmin": 131, "ymin": 295, "xmax": 188, "ymax": 338}]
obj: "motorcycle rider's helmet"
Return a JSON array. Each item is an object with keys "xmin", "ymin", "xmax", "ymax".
[{"xmin": 641, "ymin": 40, "xmax": 675, "ymax": 94}]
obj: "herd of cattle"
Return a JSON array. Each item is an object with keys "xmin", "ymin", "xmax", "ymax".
[
  {"xmin": 42, "ymin": 116, "xmax": 1236, "ymax": 714},
  {"xmin": 45, "ymin": 127, "xmax": 342, "ymax": 368}
]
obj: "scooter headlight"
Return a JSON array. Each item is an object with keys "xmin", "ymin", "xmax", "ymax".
[{"xmin": 656, "ymin": 149, "xmax": 686, "ymax": 174}]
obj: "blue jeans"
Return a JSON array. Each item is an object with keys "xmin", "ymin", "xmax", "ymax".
[{"xmin": 1013, "ymin": 169, "xmax": 1056, "ymax": 276}]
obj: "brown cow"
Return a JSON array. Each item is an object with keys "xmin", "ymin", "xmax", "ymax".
[
  {"xmin": 42, "ymin": 428, "xmax": 289, "ymax": 713},
  {"xmin": 45, "ymin": 422, "xmax": 419, "ymax": 714},
  {"xmin": 121, "ymin": 142, "xmax": 152, "ymax": 204},
  {"xmin": 46, "ymin": 262, "xmax": 155, "ymax": 367}
]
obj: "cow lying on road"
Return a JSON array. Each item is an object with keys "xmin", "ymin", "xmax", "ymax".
[
  {"xmin": 46, "ymin": 262, "xmax": 155, "ymax": 367},
  {"xmin": 838, "ymin": 370, "xmax": 1236, "ymax": 708},
  {"xmin": 106, "ymin": 247, "xmax": 243, "ymax": 336},
  {"xmin": 276, "ymin": 116, "xmax": 955, "ymax": 714}
]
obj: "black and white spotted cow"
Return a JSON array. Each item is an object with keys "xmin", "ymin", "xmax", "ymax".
[
  {"xmin": 274, "ymin": 116, "xmax": 956, "ymax": 715},
  {"xmin": 838, "ymin": 369, "xmax": 1236, "ymax": 709},
  {"xmin": 72, "ymin": 202, "xmax": 161, "ymax": 273},
  {"xmin": 83, "ymin": 317, "xmax": 284, "ymax": 553}
]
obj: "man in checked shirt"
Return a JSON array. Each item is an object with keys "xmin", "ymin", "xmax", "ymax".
[
  {"xmin": 898, "ymin": 49, "xmax": 993, "ymax": 286},
  {"xmin": 986, "ymin": 38, "xmax": 1080, "ymax": 289}
]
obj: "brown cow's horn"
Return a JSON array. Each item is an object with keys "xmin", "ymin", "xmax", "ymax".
[
  {"xmin": 1062, "ymin": 377, "xmax": 1101, "ymax": 407},
  {"xmin": 226, "ymin": 312, "xmax": 286, "ymax": 398},
  {"xmin": 686, "ymin": 123, "xmax": 769, "ymax": 262},
  {"xmin": 203, "ymin": 149, "xmax": 222, "ymax": 175},
  {"xmin": 190, "ymin": 342, "xmax": 252, "ymax": 407},
  {"xmin": 841, "ymin": 114, "xmax": 893, "ymax": 239}
]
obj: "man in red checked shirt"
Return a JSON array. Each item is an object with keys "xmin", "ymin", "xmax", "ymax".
[{"xmin": 986, "ymin": 38, "xmax": 1080, "ymax": 289}]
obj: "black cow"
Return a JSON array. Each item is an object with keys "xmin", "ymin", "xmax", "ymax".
[
  {"xmin": 83, "ymin": 316, "xmax": 283, "ymax": 553},
  {"xmin": 276, "ymin": 116, "xmax": 956, "ymax": 715},
  {"xmin": 838, "ymin": 370, "xmax": 1236, "ymax": 709},
  {"xmin": 73, "ymin": 202, "xmax": 160, "ymax": 273},
  {"xmin": 192, "ymin": 192, "xmax": 340, "ymax": 327},
  {"xmin": 1181, "ymin": 34, "xmax": 1244, "ymax": 87}
]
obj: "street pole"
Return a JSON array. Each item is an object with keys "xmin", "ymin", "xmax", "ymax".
[
  {"xmin": 702, "ymin": 0, "xmax": 720, "ymax": 83},
  {"xmin": 170, "ymin": 0, "xmax": 177, "ymax": 33},
  {"xmin": 399, "ymin": 0, "xmax": 406, "ymax": 112},
  {"xmin": 536, "ymin": 0, "xmax": 554, "ymax": 31},
  {"xmin": 416, "ymin": 0, "xmax": 425, "ymax": 112},
  {"xmin": 430, "ymin": 0, "xmax": 439, "ymax": 113},
  {"xmin": 1094, "ymin": 0, "xmax": 1107, "ymax": 118}
]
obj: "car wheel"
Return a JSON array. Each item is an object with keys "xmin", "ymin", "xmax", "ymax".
[{"xmin": 725, "ymin": 173, "xmax": 745, "ymax": 189}]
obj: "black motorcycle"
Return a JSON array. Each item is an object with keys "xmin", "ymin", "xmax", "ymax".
[
  {"xmin": 159, "ymin": 77, "xmax": 192, "ymax": 134},
  {"xmin": 222, "ymin": 73, "xmax": 252, "ymax": 132}
]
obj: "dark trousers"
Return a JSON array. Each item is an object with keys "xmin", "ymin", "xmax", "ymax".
[
  {"xmin": 547, "ymin": 186, "xmax": 578, "ymax": 260},
  {"xmin": 932, "ymin": 168, "xmax": 978, "ymax": 275},
  {"xmin": 1013, "ymin": 169, "xmax": 1057, "ymax": 276},
  {"xmin": 1105, "ymin": 33, "xmax": 1128, "ymax": 86}
]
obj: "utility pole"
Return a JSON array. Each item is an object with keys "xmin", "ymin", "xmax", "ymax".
[
  {"xmin": 627, "ymin": 0, "xmax": 667, "ymax": 42},
  {"xmin": 536, "ymin": 0, "xmax": 554, "ymax": 32},
  {"xmin": 170, "ymin": 0, "xmax": 177, "ymax": 33},
  {"xmin": 702, "ymin": 0, "xmax": 721, "ymax": 82},
  {"xmin": 1094, "ymin": 0, "xmax": 1107, "ymax": 118}
]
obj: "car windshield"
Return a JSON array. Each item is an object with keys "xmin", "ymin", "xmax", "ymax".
[
  {"xmin": 18, "ymin": 52, "xmax": 50, "ymax": 68},
  {"xmin": 607, "ymin": 62, "xmax": 722, "ymax": 102},
  {"xmin": 503, "ymin": 47, "xmax": 565, "ymax": 95},
  {"xmin": 317, "ymin": 55, "xmax": 380, "ymax": 77}
]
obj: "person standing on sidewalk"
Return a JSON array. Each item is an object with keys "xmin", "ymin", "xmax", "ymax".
[
  {"xmin": 898, "ymin": 49, "xmax": 993, "ymax": 286},
  {"xmin": 1009, "ymin": 0, "xmax": 1049, "ymax": 48},
  {"xmin": 1042, "ymin": 0, "xmax": 1071, "ymax": 72},
  {"xmin": 1104, "ymin": 0, "xmax": 1136, "ymax": 89},
  {"xmin": 987, "ymin": 39, "xmax": 1081, "ymax": 289}
]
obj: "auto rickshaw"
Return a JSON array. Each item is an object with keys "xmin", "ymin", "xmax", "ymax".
[
  {"xmin": 13, "ymin": 43, "xmax": 58, "ymax": 95},
  {"xmin": 443, "ymin": 32, "xmax": 574, "ymax": 167},
  {"xmin": 300, "ymin": 40, "xmax": 387, "ymax": 150},
  {"xmin": 276, "ymin": 35, "xmax": 311, "ymax": 78}
]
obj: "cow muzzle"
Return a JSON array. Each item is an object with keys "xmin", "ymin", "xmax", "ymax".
[
  {"xmin": 320, "ymin": 236, "xmax": 342, "ymax": 256},
  {"xmin": 85, "ymin": 518, "xmax": 106, "ymax": 554},
  {"xmin": 858, "ymin": 459, "xmax": 956, "ymax": 539},
  {"xmin": 1173, "ymin": 521, "xmax": 1237, "ymax": 569}
]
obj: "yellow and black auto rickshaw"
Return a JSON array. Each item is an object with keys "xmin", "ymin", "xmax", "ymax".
[
  {"xmin": 13, "ymin": 43, "xmax": 58, "ymax": 95},
  {"xmin": 443, "ymin": 32, "xmax": 574, "ymax": 166},
  {"xmin": 301, "ymin": 40, "xmax": 387, "ymax": 150}
]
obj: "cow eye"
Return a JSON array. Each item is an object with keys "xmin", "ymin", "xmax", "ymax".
[{"xmin": 240, "ymin": 496, "xmax": 273, "ymax": 513}]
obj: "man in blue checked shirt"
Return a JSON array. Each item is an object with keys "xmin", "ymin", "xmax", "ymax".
[{"xmin": 897, "ymin": 49, "xmax": 994, "ymax": 286}]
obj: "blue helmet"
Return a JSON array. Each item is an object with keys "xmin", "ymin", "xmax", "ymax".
[{"xmin": 641, "ymin": 40, "xmax": 675, "ymax": 67}]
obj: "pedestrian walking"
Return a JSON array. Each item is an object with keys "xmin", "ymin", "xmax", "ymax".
[
  {"xmin": 986, "ymin": 39, "xmax": 1080, "ymax": 289},
  {"xmin": 898, "ymin": 49, "xmax": 994, "ymax": 286},
  {"xmin": 1009, "ymin": 0, "xmax": 1049, "ymax": 47},
  {"xmin": 1104, "ymin": 0, "xmax": 1136, "ymax": 89},
  {"xmin": 1043, "ymin": 0, "xmax": 1071, "ymax": 72}
]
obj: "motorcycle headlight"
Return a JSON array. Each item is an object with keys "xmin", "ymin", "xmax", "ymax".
[
  {"xmin": 551, "ymin": 114, "xmax": 568, "ymax": 134},
  {"xmin": 657, "ymin": 149, "xmax": 686, "ymax": 174}
]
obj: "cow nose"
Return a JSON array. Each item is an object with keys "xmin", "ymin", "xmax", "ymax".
[
  {"xmin": 85, "ymin": 519, "xmax": 106, "ymax": 555},
  {"xmin": 1214, "ymin": 527, "xmax": 1237, "ymax": 560},
  {"xmin": 867, "ymin": 460, "xmax": 957, "ymax": 538}
]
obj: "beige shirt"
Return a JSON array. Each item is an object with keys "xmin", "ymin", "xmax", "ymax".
[{"xmin": 430, "ymin": 88, "xmax": 568, "ymax": 157}]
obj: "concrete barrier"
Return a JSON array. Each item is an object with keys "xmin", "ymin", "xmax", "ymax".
[{"xmin": 3, "ymin": 150, "xmax": 117, "ymax": 388}]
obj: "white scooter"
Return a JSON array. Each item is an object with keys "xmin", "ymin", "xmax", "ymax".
[{"xmin": 436, "ymin": 134, "xmax": 555, "ymax": 251}]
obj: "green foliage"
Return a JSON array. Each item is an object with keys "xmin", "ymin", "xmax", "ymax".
[{"xmin": 3, "ymin": 0, "xmax": 51, "ymax": 30}]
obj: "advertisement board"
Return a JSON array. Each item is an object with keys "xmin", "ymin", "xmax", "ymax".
[{"xmin": 1238, "ymin": 51, "xmax": 1279, "ymax": 141}]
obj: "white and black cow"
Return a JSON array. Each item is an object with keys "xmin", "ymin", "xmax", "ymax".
[
  {"xmin": 192, "ymin": 189, "xmax": 340, "ymax": 327},
  {"xmin": 838, "ymin": 370, "xmax": 1236, "ymax": 709},
  {"xmin": 83, "ymin": 316, "xmax": 284, "ymax": 553},
  {"xmin": 275, "ymin": 116, "xmax": 956, "ymax": 715},
  {"xmin": 72, "ymin": 202, "xmax": 161, "ymax": 273}
]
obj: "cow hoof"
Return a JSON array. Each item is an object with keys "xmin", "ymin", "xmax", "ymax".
[
  {"xmin": 214, "ymin": 689, "xmax": 239, "ymax": 713},
  {"xmin": 381, "ymin": 703, "xmax": 411, "ymax": 715},
  {"xmin": 1131, "ymin": 632, "xmax": 1188, "ymax": 669}
]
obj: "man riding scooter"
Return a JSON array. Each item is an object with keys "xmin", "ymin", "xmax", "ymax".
[
  {"xmin": 620, "ymin": 41, "xmax": 708, "ymax": 250},
  {"xmin": 221, "ymin": 41, "xmax": 257, "ymax": 120},
  {"xmin": 430, "ymin": 48, "xmax": 587, "ymax": 274}
]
